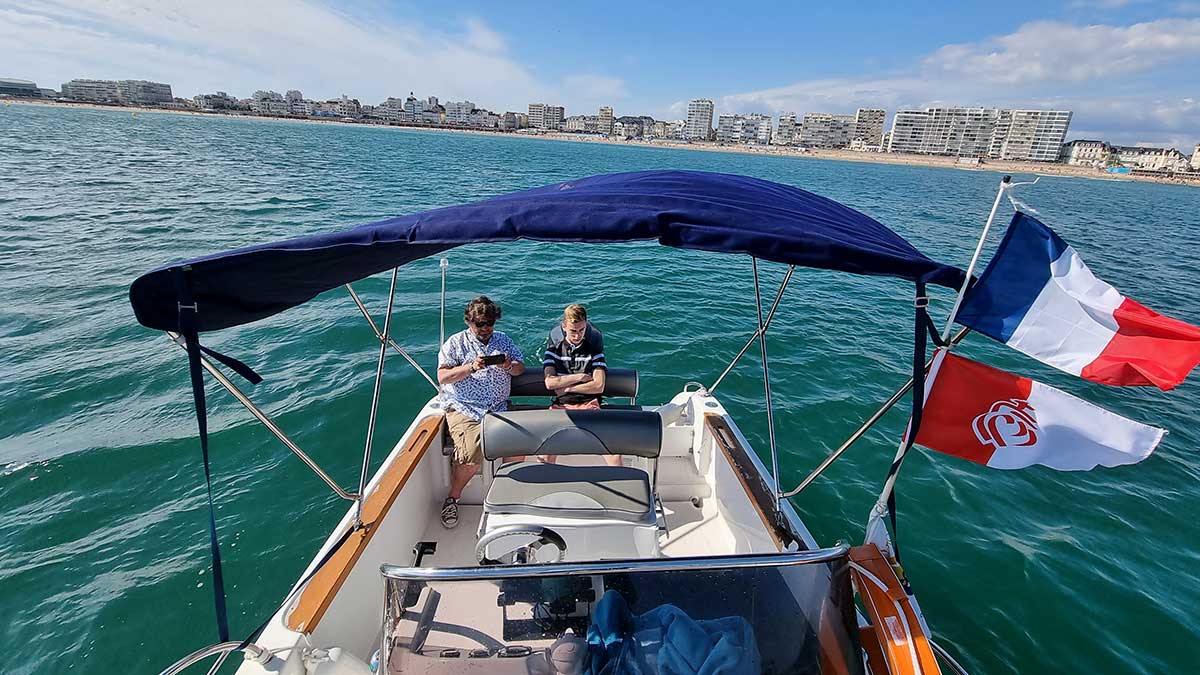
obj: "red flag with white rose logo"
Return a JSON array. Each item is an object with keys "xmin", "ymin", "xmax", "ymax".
[{"xmin": 912, "ymin": 350, "xmax": 1164, "ymax": 471}]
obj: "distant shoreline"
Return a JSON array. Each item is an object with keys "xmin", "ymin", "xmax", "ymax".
[{"xmin": 8, "ymin": 98, "xmax": 1197, "ymax": 187}]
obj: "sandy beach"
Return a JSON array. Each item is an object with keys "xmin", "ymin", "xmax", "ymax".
[{"xmin": 9, "ymin": 98, "xmax": 1197, "ymax": 187}]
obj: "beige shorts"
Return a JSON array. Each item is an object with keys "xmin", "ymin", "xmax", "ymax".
[{"xmin": 446, "ymin": 409, "xmax": 483, "ymax": 466}]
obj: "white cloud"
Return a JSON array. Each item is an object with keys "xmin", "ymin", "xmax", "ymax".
[
  {"xmin": 561, "ymin": 74, "xmax": 629, "ymax": 110},
  {"xmin": 1069, "ymin": 0, "xmax": 1144, "ymax": 8},
  {"xmin": 0, "ymin": 1, "xmax": 545, "ymax": 110},
  {"xmin": 705, "ymin": 18, "xmax": 1200, "ymax": 150},
  {"xmin": 925, "ymin": 19, "xmax": 1200, "ymax": 84},
  {"xmin": 463, "ymin": 17, "xmax": 506, "ymax": 53}
]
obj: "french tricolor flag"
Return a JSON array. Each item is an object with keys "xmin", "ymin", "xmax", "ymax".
[
  {"xmin": 913, "ymin": 350, "xmax": 1164, "ymax": 471},
  {"xmin": 956, "ymin": 213, "xmax": 1200, "ymax": 391}
]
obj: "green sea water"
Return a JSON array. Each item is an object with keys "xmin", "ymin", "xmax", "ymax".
[{"xmin": 2, "ymin": 104, "xmax": 1199, "ymax": 674}]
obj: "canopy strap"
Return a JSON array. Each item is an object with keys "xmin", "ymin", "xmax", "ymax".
[
  {"xmin": 885, "ymin": 281, "xmax": 932, "ymax": 565},
  {"xmin": 197, "ymin": 345, "xmax": 262, "ymax": 385},
  {"xmin": 173, "ymin": 265, "xmax": 231, "ymax": 643}
]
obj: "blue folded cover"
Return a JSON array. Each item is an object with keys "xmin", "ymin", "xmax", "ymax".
[{"xmin": 586, "ymin": 589, "xmax": 761, "ymax": 675}]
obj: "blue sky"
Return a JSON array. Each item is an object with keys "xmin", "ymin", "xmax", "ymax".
[{"xmin": 3, "ymin": 0, "xmax": 1198, "ymax": 148}]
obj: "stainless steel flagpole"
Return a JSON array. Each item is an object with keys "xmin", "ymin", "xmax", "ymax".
[{"xmin": 939, "ymin": 175, "xmax": 1011, "ymax": 342}]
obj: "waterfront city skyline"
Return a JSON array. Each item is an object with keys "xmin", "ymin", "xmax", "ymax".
[{"xmin": 2, "ymin": 1, "xmax": 1199, "ymax": 150}]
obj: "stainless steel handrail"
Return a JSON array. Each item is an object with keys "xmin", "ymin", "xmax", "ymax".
[
  {"xmin": 751, "ymin": 259, "xmax": 782, "ymax": 510},
  {"xmin": 345, "ymin": 283, "xmax": 439, "ymax": 390},
  {"xmin": 781, "ymin": 326, "xmax": 971, "ymax": 499},
  {"xmin": 356, "ymin": 267, "xmax": 399, "ymax": 524},
  {"xmin": 930, "ymin": 639, "xmax": 972, "ymax": 675},
  {"xmin": 382, "ymin": 544, "xmax": 849, "ymax": 581},
  {"xmin": 165, "ymin": 332, "xmax": 356, "ymax": 501},
  {"xmin": 708, "ymin": 264, "xmax": 794, "ymax": 394}
]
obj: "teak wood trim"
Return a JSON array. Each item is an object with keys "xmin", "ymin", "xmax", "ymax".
[
  {"xmin": 703, "ymin": 413, "xmax": 796, "ymax": 551},
  {"xmin": 849, "ymin": 544, "xmax": 942, "ymax": 675},
  {"xmin": 286, "ymin": 415, "xmax": 444, "ymax": 632}
]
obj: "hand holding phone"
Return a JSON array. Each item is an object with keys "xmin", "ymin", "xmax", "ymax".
[{"xmin": 480, "ymin": 353, "xmax": 507, "ymax": 367}]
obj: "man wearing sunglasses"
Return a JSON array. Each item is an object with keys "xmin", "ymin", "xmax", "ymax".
[{"xmin": 436, "ymin": 295, "xmax": 525, "ymax": 528}]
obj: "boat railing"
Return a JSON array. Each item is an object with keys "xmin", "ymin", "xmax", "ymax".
[
  {"xmin": 380, "ymin": 545, "xmax": 849, "ymax": 581},
  {"xmin": 380, "ymin": 545, "xmax": 860, "ymax": 675}
]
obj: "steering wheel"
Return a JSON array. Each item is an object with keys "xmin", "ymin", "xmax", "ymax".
[{"xmin": 476, "ymin": 525, "xmax": 567, "ymax": 565}]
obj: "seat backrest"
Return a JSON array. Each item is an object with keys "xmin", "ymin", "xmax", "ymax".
[
  {"xmin": 481, "ymin": 409, "xmax": 662, "ymax": 460},
  {"xmin": 509, "ymin": 368, "xmax": 638, "ymax": 399}
]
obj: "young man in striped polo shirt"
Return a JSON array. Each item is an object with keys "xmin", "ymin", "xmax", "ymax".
[{"xmin": 542, "ymin": 304, "xmax": 621, "ymax": 467}]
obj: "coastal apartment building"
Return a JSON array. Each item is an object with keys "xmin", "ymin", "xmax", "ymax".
[
  {"xmin": 716, "ymin": 113, "xmax": 771, "ymax": 144},
  {"xmin": 61, "ymin": 79, "xmax": 172, "ymax": 105},
  {"xmin": 853, "ymin": 108, "xmax": 886, "ymax": 148},
  {"xmin": 990, "ymin": 109, "xmax": 1073, "ymax": 162},
  {"xmin": 1114, "ymin": 146, "xmax": 1191, "ymax": 172},
  {"xmin": 599, "ymin": 106, "xmax": 614, "ymax": 135},
  {"xmin": 0, "ymin": 78, "xmax": 43, "ymax": 98},
  {"xmin": 798, "ymin": 112, "xmax": 856, "ymax": 148},
  {"xmin": 444, "ymin": 100, "xmax": 475, "ymax": 124},
  {"xmin": 887, "ymin": 106, "xmax": 1072, "ymax": 161},
  {"xmin": 565, "ymin": 115, "xmax": 599, "ymax": 133},
  {"xmin": 685, "ymin": 99, "xmax": 714, "ymax": 140},
  {"xmin": 528, "ymin": 103, "xmax": 544, "ymax": 129},
  {"xmin": 528, "ymin": 103, "xmax": 565, "ymax": 130},
  {"xmin": 545, "ymin": 105, "xmax": 565, "ymax": 130},
  {"xmin": 775, "ymin": 114, "xmax": 798, "ymax": 145},
  {"xmin": 1059, "ymin": 140, "xmax": 1112, "ymax": 167},
  {"xmin": 1194, "ymin": 144, "xmax": 1200, "ymax": 171},
  {"xmin": 193, "ymin": 91, "xmax": 239, "ymax": 110}
]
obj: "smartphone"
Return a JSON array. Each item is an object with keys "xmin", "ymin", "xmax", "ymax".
[{"xmin": 481, "ymin": 354, "xmax": 507, "ymax": 366}]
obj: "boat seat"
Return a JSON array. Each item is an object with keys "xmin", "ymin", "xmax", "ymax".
[
  {"xmin": 485, "ymin": 462, "xmax": 653, "ymax": 523},
  {"xmin": 508, "ymin": 367, "xmax": 639, "ymax": 400}
]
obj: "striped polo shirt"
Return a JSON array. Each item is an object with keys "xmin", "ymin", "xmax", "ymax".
[{"xmin": 542, "ymin": 322, "xmax": 607, "ymax": 405}]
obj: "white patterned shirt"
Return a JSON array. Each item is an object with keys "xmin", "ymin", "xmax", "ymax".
[{"xmin": 438, "ymin": 329, "xmax": 524, "ymax": 422}]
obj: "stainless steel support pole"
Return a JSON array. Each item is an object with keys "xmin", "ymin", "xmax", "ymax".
[
  {"xmin": 751, "ymin": 260, "xmax": 783, "ymax": 509},
  {"xmin": 165, "ymin": 332, "xmax": 356, "ymax": 501},
  {"xmin": 941, "ymin": 176, "xmax": 1010, "ymax": 341},
  {"xmin": 781, "ymin": 326, "xmax": 970, "ymax": 498},
  {"xmin": 709, "ymin": 265, "xmax": 794, "ymax": 394},
  {"xmin": 439, "ymin": 258, "xmax": 449, "ymax": 347},
  {"xmin": 345, "ymin": 284, "xmax": 439, "ymax": 390},
  {"xmin": 356, "ymin": 268, "xmax": 399, "ymax": 523}
]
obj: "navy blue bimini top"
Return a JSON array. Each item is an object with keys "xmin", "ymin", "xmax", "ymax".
[{"xmin": 129, "ymin": 170, "xmax": 966, "ymax": 333}]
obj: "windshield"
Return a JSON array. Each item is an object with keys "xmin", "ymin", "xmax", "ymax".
[{"xmin": 382, "ymin": 552, "xmax": 862, "ymax": 674}]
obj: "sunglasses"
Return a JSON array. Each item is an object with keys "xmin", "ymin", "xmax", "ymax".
[{"xmin": 472, "ymin": 320, "xmax": 496, "ymax": 328}]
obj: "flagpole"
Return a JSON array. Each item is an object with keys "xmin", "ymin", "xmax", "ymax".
[{"xmin": 939, "ymin": 175, "xmax": 1011, "ymax": 342}]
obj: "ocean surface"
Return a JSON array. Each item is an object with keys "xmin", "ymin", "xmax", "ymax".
[{"xmin": 2, "ymin": 103, "xmax": 1198, "ymax": 674}]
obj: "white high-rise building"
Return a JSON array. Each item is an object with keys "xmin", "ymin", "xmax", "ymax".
[
  {"xmin": 716, "ymin": 113, "xmax": 771, "ymax": 144},
  {"xmin": 989, "ymin": 109, "xmax": 1073, "ymax": 162},
  {"xmin": 798, "ymin": 112, "xmax": 856, "ymax": 148},
  {"xmin": 887, "ymin": 110, "xmax": 932, "ymax": 154},
  {"xmin": 775, "ymin": 113, "xmax": 798, "ymax": 145},
  {"xmin": 1192, "ymin": 143, "xmax": 1200, "ymax": 171},
  {"xmin": 599, "ymin": 106, "xmax": 614, "ymax": 135},
  {"xmin": 685, "ymin": 99, "xmax": 714, "ymax": 140},
  {"xmin": 528, "ymin": 103, "xmax": 545, "ymax": 129},
  {"xmin": 544, "ymin": 105, "xmax": 565, "ymax": 130},
  {"xmin": 62, "ymin": 78, "xmax": 172, "ymax": 105},
  {"xmin": 444, "ymin": 100, "xmax": 475, "ymax": 124},
  {"xmin": 886, "ymin": 106, "xmax": 1072, "ymax": 161},
  {"xmin": 853, "ymin": 108, "xmax": 886, "ymax": 147}
]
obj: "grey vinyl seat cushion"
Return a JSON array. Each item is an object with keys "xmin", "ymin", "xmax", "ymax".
[{"xmin": 485, "ymin": 462, "xmax": 653, "ymax": 523}]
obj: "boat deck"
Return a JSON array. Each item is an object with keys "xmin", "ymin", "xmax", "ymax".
[{"xmin": 418, "ymin": 499, "xmax": 725, "ymax": 567}]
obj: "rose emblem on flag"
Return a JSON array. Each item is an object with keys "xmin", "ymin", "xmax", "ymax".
[{"xmin": 972, "ymin": 398, "xmax": 1039, "ymax": 449}]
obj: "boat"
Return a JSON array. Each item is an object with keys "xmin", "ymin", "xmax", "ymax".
[{"xmin": 131, "ymin": 170, "xmax": 979, "ymax": 675}]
